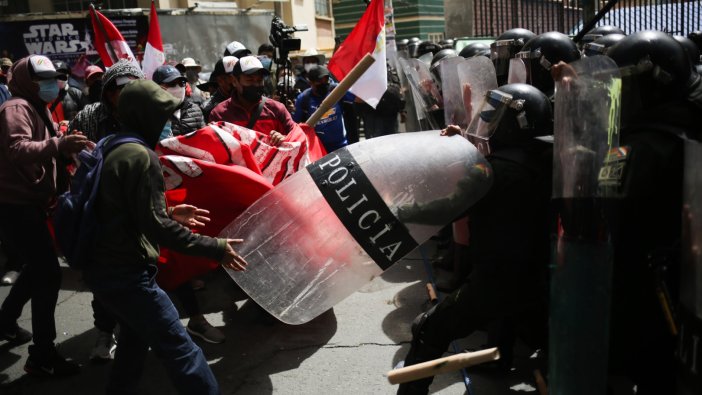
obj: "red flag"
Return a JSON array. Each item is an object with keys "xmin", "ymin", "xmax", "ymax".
[
  {"xmin": 89, "ymin": 5, "xmax": 138, "ymax": 68},
  {"xmin": 327, "ymin": 0, "xmax": 387, "ymax": 108},
  {"xmin": 142, "ymin": 1, "xmax": 165, "ymax": 80}
]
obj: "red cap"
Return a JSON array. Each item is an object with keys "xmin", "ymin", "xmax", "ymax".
[{"xmin": 85, "ymin": 65, "xmax": 104, "ymax": 82}]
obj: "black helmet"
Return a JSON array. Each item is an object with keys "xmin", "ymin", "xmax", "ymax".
[
  {"xmin": 459, "ymin": 42, "xmax": 490, "ymax": 58},
  {"xmin": 608, "ymin": 31, "xmax": 696, "ymax": 108},
  {"xmin": 688, "ymin": 31, "xmax": 702, "ymax": 54},
  {"xmin": 397, "ymin": 38, "xmax": 409, "ymax": 51},
  {"xmin": 515, "ymin": 32, "xmax": 580, "ymax": 95},
  {"xmin": 430, "ymin": 49, "xmax": 458, "ymax": 82},
  {"xmin": 491, "ymin": 83, "xmax": 553, "ymax": 145},
  {"xmin": 417, "ymin": 41, "xmax": 441, "ymax": 58},
  {"xmin": 581, "ymin": 25, "xmax": 626, "ymax": 46},
  {"xmin": 490, "ymin": 28, "xmax": 537, "ymax": 85},
  {"xmin": 439, "ymin": 39, "xmax": 455, "ymax": 49},
  {"xmin": 674, "ymin": 35, "xmax": 701, "ymax": 65},
  {"xmin": 408, "ymin": 39, "xmax": 421, "ymax": 58},
  {"xmin": 583, "ymin": 33, "xmax": 626, "ymax": 57}
]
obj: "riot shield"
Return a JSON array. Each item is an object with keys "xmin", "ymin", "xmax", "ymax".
[
  {"xmin": 549, "ymin": 55, "xmax": 621, "ymax": 395},
  {"xmin": 507, "ymin": 57, "xmax": 528, "ymax": 85},
  {"xmin": 399, "ymin": 58, "xmax": 443, "ymax": 130},
  {"xmin": 219, "ymin": 131, "xmax": 492, "ymax": 325},
  {"xmin": 440, "ymin": 56, "xmax": 498, "ymax": 131},
  {"xmin": 462, "ymin": 87, "xmax": 519, "ymax": 155},
  {"xmin": 678, "ymin": 140, "xmax": 702, "ymax": 394}
]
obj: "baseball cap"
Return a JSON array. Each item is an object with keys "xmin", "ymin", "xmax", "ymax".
[
  {"xmin": 223, "ymin": 41, "xmax": 252, "ymax": 58},
  {"xmin": 152, "ymin": 64, "xmax": 187, "ymax": 85},
  {"xmin": 52, "ymin": 60, "xmax": 70, "ymax": 75},
  {"xmin": 85, "ymin": 65, "xmax": 104, "ymax": 82},
  {"xmin": 233, "ymin": 56, "xmax": 269, "ymax": 76},
  {"xmin": 0, "ymin": 58, "xmax": 12, "ymax": 68},
  {"xmin": 307, "ymin": 65, "xmax": 330, "ymax": 81},
  {"xmin": 29, "ymin": 55, "xmax": 66, "ymax": 80},
  {"xmin": 212, "ymin": 56, "xmax": 239, "ymax": 79}
]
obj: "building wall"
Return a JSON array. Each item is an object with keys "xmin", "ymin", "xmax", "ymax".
[{"xmin": 333, "ymin": 0, "xmax": 446, "ymax": 42}]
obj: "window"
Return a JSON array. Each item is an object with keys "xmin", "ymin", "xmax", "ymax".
[
  {"xmin": 315, "ymin": 0, "xmax": 331, "ymax": 18},
  {"xmin": 427, "ymin": 32, "xmax": 445, "ymax": 43}
]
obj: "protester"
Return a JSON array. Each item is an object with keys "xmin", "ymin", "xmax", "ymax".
[
  {"xmin": 294, "ymin": 48, "xmax": 326, "ymax": 93},
  {"xmin": 354, "ymin": 61, "xmax": 405, "ymax": 139},
  {"xmin": 84, "ymin": 64, "xmax": 104, "ymax": 104},
  {"xmin": 82, "ymin": 79, "xmax": 247, "ymax": 394},
  {"xmin": 257, "ymin": 43, "xmax": 276, "ymax": 97},
  {"xmin": 0, "ymin": 55, "xmax": 90, "ymax": 377},
  {"xmin": 293, "ymin": 65, "xmax": 352, "ymax": 152},
  {"xmin": 0, "ymin": 58, "xmax": 11, "ymax": 106},
  {"xmin": 49, "ymin": 60, "xmax": 86, "ymax": 124},
  {"xmin": 210, "ymin": 56, "xmax": 297, "ymax": 145},
  {"xmin": 177, "ymin": 57, "xmax": 209, "ymax": 106},
  {"xmin": 201, "ymin": 56, "xmax": 238, "ymax": 122},
  {"xmin": 70, "ymin": 59, "xmax": 145, "ymax": 143},
  {"xmin": 153, "ymin": 64, "xmax": 205, "ymax": 137}
]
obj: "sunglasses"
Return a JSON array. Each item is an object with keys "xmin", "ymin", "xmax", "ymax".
[{"xmin": 164, "ymin": 80, "xmax": 186, "ymax": 88}]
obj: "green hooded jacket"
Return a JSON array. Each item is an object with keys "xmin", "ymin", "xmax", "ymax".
[{"xmin": 92, "ymin": 80, "xmax": 226, "ymax": 268}]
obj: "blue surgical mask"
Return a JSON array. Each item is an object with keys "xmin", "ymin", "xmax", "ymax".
[
  {"xmin": 37, "ymin": 79, "xmax": 59, "ymax": 103},
  {"xmin": 159, "ymin": 121, "xmax": 173, "ymax": 141},
  {"xmin": 258, "ymin": 56, "xmax": 273, "ymax": 70}
]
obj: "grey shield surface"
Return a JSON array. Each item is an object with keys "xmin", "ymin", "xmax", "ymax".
[
  {"xmin": 440, "ymin": 56, "xmax": 469, "ymax": 129},
  {"xmin": 219, "ymin": 131, "xmax": 492, "ymax": 324},
  {"xmin": 399, "ymin": 58, "xmax": 443, "ymax": 130},
  {"xmin": 457, "ymin": 56, "xmax": 498, "ymax": 126}
]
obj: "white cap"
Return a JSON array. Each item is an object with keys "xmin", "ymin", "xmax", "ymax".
[
  {"xmin": 29, "ymin": 55, "xmax": 65, "ymax": 80},
  {"xmin": 234, "ymin": 55, "xmax": 269, "ymax": 76},
  {"xmin": 224, "ymin": 41, "xmax": 252, "ymax": 57},
  {"xmin": 180, "ymin": 57, "xmax": 201, "ymax": 71},
  {"xmin": 222, "ymin": 56, "xmax": 238, "ymax": 73}
]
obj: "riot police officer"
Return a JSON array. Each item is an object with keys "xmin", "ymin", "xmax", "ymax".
[{"xmin": 396, "ymin": 83, "xmax": 553, "ymax": 394}]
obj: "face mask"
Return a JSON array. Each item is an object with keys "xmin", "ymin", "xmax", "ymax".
[
  {"xmin": 37, "ymin": 79, "xmax": 59, "ymax": 103},
  {"xmin": 159, "ymin": 121, "xmax": 173, "ymax": 141},
  {"xmin": 304, "ymin": 63, "xmax": 317, "ymax": 73},
  {"xmin": 241, "ymin": 85, "xmax": 264, "ymax": 102},
  {"xmin": 314, "ymin": 83, "xmax": 330, "ymax": 96},
  {"xmin": 166, "ymin": 86, "xmax": 186, "ymax": 103},
  {"xmin": 259, "ymin": 56, "xmax": 273, "ymax": 70},
  {"xmin": 185, "ymin": 70, "xmax": 199, "ymax": 82}
]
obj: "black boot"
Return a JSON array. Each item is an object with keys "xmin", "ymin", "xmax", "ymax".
[{"xmin": 397, "ymin": 310, "xmax": 447, "ymax": 395}]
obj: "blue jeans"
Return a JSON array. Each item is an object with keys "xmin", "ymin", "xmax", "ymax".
[
  {"xmin": 90, "ymin": 266, "xmax": 218, "ymax": 395},
  {"xmin": 0, "ymin": 204, "xmax": 60, "ymax": 357}
]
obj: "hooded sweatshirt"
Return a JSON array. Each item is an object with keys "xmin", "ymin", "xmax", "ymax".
[
  {"xmin": 0, "ymin": 56, "xmax": 62, "ymax": 207},
  {"xmin": 91, "ymin": 80, "xmax": 226, "ymax": 273}
]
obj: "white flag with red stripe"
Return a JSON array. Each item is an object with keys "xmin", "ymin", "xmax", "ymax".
[{"xmin": 142, "ymin": 1, "xmax": 165, "ymax": 80}]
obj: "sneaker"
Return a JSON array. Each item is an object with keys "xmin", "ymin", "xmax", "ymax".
[
  {"xmin": 0, "ymin": 322, "xmax": 32, "ymax": 344},
  {"xmin": 187, "ymin": 319, "xmax": 225, "ymax": 344},
  {"xmin": 1, "ymin": 270, "xmax": 20, "ymax": 285},
  {"xmin": 90, "ymin": 331, "xmax": 116, "ymax": 362},
  {"xmin": 24, "ymin": 349, "xmax": 80, "ymax": 378}
]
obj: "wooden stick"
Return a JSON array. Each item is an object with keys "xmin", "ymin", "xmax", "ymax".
[
  {"xmin": 306, "ymin": 54, "xmax": 376, "ymax": 127},
  {"xmin": 387, "ymin": 347, "xmax": 500, "ymax": 385},
  {"xmin": 534, "ymin": 368, "xmax": 548, "ymax": 395},
  {"xmin": 425, "ymin": 283, "xmax": 438, "ymax": 304}
]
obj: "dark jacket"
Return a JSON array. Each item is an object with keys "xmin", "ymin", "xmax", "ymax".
[
  {"xmin": 91, "ymin": 80, "xmax": 225, "ymax": 274},
  {"xmin": 171, "ymin": 97, "xmax": 205, "ymax": 136}
]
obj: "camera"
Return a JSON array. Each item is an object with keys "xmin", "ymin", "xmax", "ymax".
[{"xmin": 269, "ymin": 16, "xmax": 308, "ymax": 52}]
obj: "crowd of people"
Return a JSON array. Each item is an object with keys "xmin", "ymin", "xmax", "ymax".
[{"xmin": 0, "ymin": 24, "xmax": 701, "ymax": 394}]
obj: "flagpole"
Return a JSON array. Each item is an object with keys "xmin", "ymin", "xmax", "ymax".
[
  {"xmin": 90, "ymin": 4, "xmax": 119, "ymax": 64},
  {"xmin": 306, "ymin": 53, "xmax": 375, "ymax": 127}
]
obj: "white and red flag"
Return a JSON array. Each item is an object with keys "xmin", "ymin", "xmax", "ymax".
[
  {"xmin": 89, "ymin": 5, "xmax": 139, "ymax": 68},
  {"xmin": 142, "ymin": 1, "xmax": 165, "ymax": 80},
  {"xmin": 328, "ymin": 0, "xmax": 387, "ymax": 108}
]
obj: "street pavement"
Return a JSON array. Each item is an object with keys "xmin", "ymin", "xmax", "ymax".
[{"xmin": 0, "ymin": 242, "xmax": 541, "ymax": 395}]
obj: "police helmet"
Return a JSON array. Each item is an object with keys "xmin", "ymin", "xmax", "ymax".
[
  {"xmin": 491, "ymin": 83, "xmax": 553, "ymax": 145},
  {"xmin": 581, "ymin": 25, "xmax": 626, "ymax": 47},
  {"xmin": 608, "ymin": 31, "xmax": 696, "ymax": 105},
  {"xmin": 583, "ymin": 33, "xmax": 626, "ymax": 57},
  {"xmin": 397, "ymin": 38, "xmax": 409, "ymax": 51},
  {"xmin": 430, "ymin": 49, "xmax": 458, "ymax": 82},
  {"xmin": 688, "ymin": 31, "xmax": 702, "ymax": 54},
  {"xmin": 439, "ymin": 39, "xmax": 455, "ymax": 49},
  {"xmin": 459, "ymin": 43, "xmax": 491, "ymax": 58},
  {"xmin": 417, "ymin": 41, "xmax": 441, "ymax": 57},
  {"xmin": 490, "ymin": 28, "xmax": 537, "ymax": 85},
  {"xmin": 515, "ymin": 32, "xmax": 580, "ymax": 95},
  {"xmin": 674, "ymin": 35, "xmax": 701, "ymax": 65}
]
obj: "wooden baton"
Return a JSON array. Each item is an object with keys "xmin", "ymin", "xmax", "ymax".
[
  {"xmin": 387, "ymin": 347, "xmax": 500, "ymax": 385},
  {"xmin": 306, "ymin": 53, "xmax": 376, "ymax": 128}
]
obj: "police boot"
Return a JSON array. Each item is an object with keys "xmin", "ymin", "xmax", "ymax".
[{"xmin": 397, "ymin": 308, "xmax": 447, "ymax": 395}]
